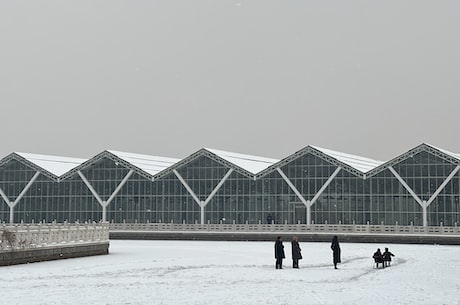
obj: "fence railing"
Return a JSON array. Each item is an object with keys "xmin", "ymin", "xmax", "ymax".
[
  {"xmin": 0, "ymin": 223, "xmax": 110, "ymax": 251},
  {"xmin": 109, "ymin": 222, "xmax": 460, "ymax": 235}
]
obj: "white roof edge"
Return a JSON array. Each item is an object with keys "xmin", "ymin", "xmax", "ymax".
[
  {"xmin": 423, "ymin": 143, "xmax": 460, "ymax": 161},
  {"xmin": 205, "ymin": 148, "xmax": 279, "ymax": 163},
  {"xmin": 10, "ymin": 143, "xmax": 460, "ymax": 178},
  {"xmin": 311, "ymin": 145, "xmax": 385, "ymax": 173},
  {"xmin": 15, "ymin": 152, "xmax": 88, "ymax": 176},
  {"xmin": 204, "ymin": 148, "xmax": 280, "ymax": 174},
  {"xmin": 107, "ymin": 150, "xmax": 181, "ymax": 163},
  {"xmin": 106, "ymin": 150, "xmax": 181, "ymax": 176},
  {"xmin": 16, "ymin": 152, "xmax": 87, "ymax": 163}
]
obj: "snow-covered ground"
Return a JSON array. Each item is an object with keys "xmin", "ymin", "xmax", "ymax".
[{"xmin": 1, "ymin": 240, "xmax": 459, "ymax": 305}]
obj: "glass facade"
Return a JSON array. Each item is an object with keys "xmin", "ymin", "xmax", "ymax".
[{"xmin": 1, "ymin": 147, "xmax": 459, "ymax": 226}]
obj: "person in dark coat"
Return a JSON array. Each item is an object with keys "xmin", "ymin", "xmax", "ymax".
[
  {"xmin": 266, "ymin": 214, "xmax": 273, "ymax": 224},
  {"xmin": 274, "ymin": 236, "xmax": 285, "ymax": 269},
  {"xmin": 291, "ymin": 236, "xmax": 302, "ymax": 268},
  {"xmin": 373, "ymin": 248, "xmax": 384, "ymax": 268},
  {"xmin": 382, "ymin": 247, "xmax": 395, "ymax": 267},
  {"xmin": 331, "ymin": 235, "xmax": 341, "ymax": 269}
]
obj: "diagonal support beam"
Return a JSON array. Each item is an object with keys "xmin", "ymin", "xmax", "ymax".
[
  {"xmin": 426, "ymin": 165, "xmax": 460, "ymax": 206},
  {"xmin": 1, "ymin": 171, "xmax": 40, "ymax": 224},
  {"xmin": 13, "ymin": 171, "xmax": 41, "ymax": 207},
  {"xmin": 174, "ymin": 168, "xmax": 233, "ymax": 224},
  {"xmin": 277, "ymin": 166, "xmax": 341, "ymax": 225},
  {"xmin": 389, "ymin": 166, "xmax": 426, "ymax": 226},
  {"xmin": 0, "ymin": 187, "xmax": 10, "ymax": 206},
  {"xmin": 310, "ymin": 167, "xmax": 342, "ymax": 206},
  {"xmin": 107, "ymin": 170, "xmax": 134, "ymax": 205},
  {"xmin": 78, "ymin": 171, "xmax": 103, "ymax": 205},
  {"xmin": 276, "ymin": 168, "xmax": 308, "ymax": 207},
  {"xmin": 389, "ymin": 166, "xmax": 423, "ymax": 205},
  {"xmin": 204, "ymin": 169, "xmax": 234, "ymax": 206},
  {"xmin": 388, "ymin": 165, "xmax": 459, "ymax": 227},
  {"xmin": 173, "ymin": 169, "xmax": 202, "ymax": 207},
  {"xmin": 78, "ymin": 170, "xmax": 134, "ymax": 222}
]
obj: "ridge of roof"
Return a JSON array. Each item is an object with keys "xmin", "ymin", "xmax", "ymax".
[
  {"xmin": 15, "ymin": 152, "xmax": 87, "ymax": 177},
  {"xmin": 107, "ymin": 150, "xmax": 181, "ymax": 176},
  {"xmin": 204, "ymin": 148, "xmax": 280, "ymax": 174},
  {"xmin": 311, "ymin": 146, "xmax": 385, "ymax": 173},
  {"xmin": 422, "ymin": 143, "xmax": 460, "ymax": 161},
  {"xmin": 8, "ymin": 143, "xmax": 460, "ymax": 179}
]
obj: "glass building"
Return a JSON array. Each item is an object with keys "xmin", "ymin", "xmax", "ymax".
[{"xmin": 1, "ymin": 143, "xmax": 459, "ymax": 227}]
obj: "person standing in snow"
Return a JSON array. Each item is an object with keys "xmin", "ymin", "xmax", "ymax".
[
  {"xmin": 291, "ymin": 236, "xmax": 302, "ymax": 268},
  {"xmin": 331, "ymin": 235, "xmax": 341, "ymax": 269},
  {"xmin": 382, "ymin": 247, "xmax": 395, "ymax": 267},
  {"xmin": 274, "ymin": 236, "xmax": 285, "ymax": 269}
]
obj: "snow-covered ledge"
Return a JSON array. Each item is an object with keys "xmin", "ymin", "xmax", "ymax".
[
  {"xmin": 0, "ymin": 223, "xmax": 109, "ymax": 251},
  {"xmin": 0, "ymin": 223, "xmax": 110, "ymax": 266}
]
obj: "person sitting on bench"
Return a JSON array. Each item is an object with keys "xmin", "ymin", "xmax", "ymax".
[
  {"xmin": 382, "ymin": 247, "xmax": 395, "ymax": 267},
  {"xmin": 373, "ymin": 248, "xmax": 385, "ymax": 268}
]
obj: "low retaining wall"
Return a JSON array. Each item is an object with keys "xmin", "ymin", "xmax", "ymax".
[
  {"xmin": 1, "ymin": 223, "xmax": 110, "ymax": 266},
  {"xmin": 109, "ymin": 223, "xmax": 460, "ymax": 245},
  {"xmin": 0, "ymin": 242, "xmax": 109, "ymax": 266},
  {"xmin": 110, "ymin": 231, "xmax": 460, "ymax": 245}
]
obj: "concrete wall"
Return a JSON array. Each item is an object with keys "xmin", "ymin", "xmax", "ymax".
[
  {"xmin": 110, "ymin": 231, "xmax": 460, "ymax": 245},
  {"xmin": 0, "ymin": 242, "xmax": 109, "ymax": 266}
]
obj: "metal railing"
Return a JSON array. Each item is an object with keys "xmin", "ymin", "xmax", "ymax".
[
  {"xmin": 108, "ymin": 222, "xmax": 460, "ymax": 235},
  {"xmin": 0, "ymin": 223, "xmax": 110, "ymax": 251}
]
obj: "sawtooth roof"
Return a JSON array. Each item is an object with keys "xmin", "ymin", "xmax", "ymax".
[
  {"xmin": 3, "ymin": 143, "xmax": 460, "ymax": 180},
  {"xmin": 15, "ymin": 152, "xmax": 87, "ymax": 177},
  {"xmin": 205, "ymin": 148, "xmax": 279, "ymax": 174},
  {"xmin": 311, "ymin": 146, "xmax": 385, "ymax": 173},
  {"xmin": 107, "ymin": 150, "xmax": 180, "ymax": 176}
]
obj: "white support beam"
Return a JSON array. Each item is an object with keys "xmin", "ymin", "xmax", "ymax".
[
  {"xmin": 106, "ymin": 170, "xmax": 134, "ymax": 206},
  {"xmin": 277, "ymin": 166, "xmax": 341, "ymax": 225},
  {"xmin": 389, "ymin": 166, "xmax": 423, "ymax": 206},
  {"xmin": 0, "ymin": 187, "xmax": 13, "ymax": 224},
  {"xmin": 200, "ymin": 206, "xmax": 205, "ymax": 225},
  {"xmin": 426, "ymin": 165, "xmax": 460, "ymax": 206},
  {"xmin": 102, "ymin": 205, "xmax": 107, "ymax": 223},
  {"xmin": 78, "ymin": 171, "xmax": 104, "ymax": 206},
  {"xmin": 389, "ymin": 166, "xmax": 425, "ymax": 225},
  {"xmin": 310, "ymin": 167, "xmax": 342, "ymax": 206},
  {"xmin": 0, "ymin": 187, "xmax": 10, "ymax": 206},
  {"xmin": 422, "ymin": 200, "xmax": 428, "ymax": 228},
  {"xmin": 174, "ymin": 168, "xmax": 233, "ymax": 225},
  {"xmin": 173, "ymin": 169, "xmax": 202, "ymax": 207},
  {"xmin": 276, "ymin": 168, "xmax": 309, "ymax": 207},
  {"xmin": 78, "ymin": 170, "xmax": 134, "ymax": 222},
  {"xmin": 12, "ymin": 171, "xmax": 40, "ymax": 208},
  {"xmin": 203, "ymin": 169, "xmax": 233, "ymax": 206},
  {"xmin": 9, "ymin": 206, "xmax": 14, "ymax": 225},
  {"xmin": 3, "ymin": 171, "xmax": 40, "ymax": 224}
]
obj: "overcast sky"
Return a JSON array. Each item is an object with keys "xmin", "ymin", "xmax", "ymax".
[{"xmin": 1, "ymin": 1, "xmax": 459, "ymax": 162}]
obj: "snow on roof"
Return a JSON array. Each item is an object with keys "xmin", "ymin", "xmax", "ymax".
[
  {"xmin": 425, "ymin": 143, "xmax": 460, "ymax": 161},
  {"xmin": 16, "ymin": 152, "xmax": 87, "ymax": 177},
  {"xmin": 311, "ymin": 146, "xmax": 384, "ymax": 173},
  {"xmin": 205, "ymin": 148, "xmax": 279, "ymax": 174},
  {"xmin": 108, "ymin": 150, "xmax": 181, "ymax": 176}
]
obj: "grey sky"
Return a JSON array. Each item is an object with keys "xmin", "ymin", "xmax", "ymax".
[{"xmin": 1, "ymin": 1, "xmax": 459, "ymax": 162}]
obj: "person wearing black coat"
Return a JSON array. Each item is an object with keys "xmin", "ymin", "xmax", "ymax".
[
  {"xmin": 331, "ymin": 235, "xmax": 341, "ymax": 269},
  {"xmin": 373, "ymin": 248, "xmax": 384, "ymax": 268},
  {"xmin": 274, "ymin": 236, "xmax": 285, "ymax": 269},
  {"xmin": 291, "ymin": 236, "xmax": 302, "ymax": 268},
  {"xmin": 382, "ymin": 247, "xmax": 395, "ymax": 267}
]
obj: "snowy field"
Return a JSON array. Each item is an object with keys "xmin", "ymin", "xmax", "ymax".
[{"xmin": 1, "ymin": 240, "xmax": 460, "ymax": 305}]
